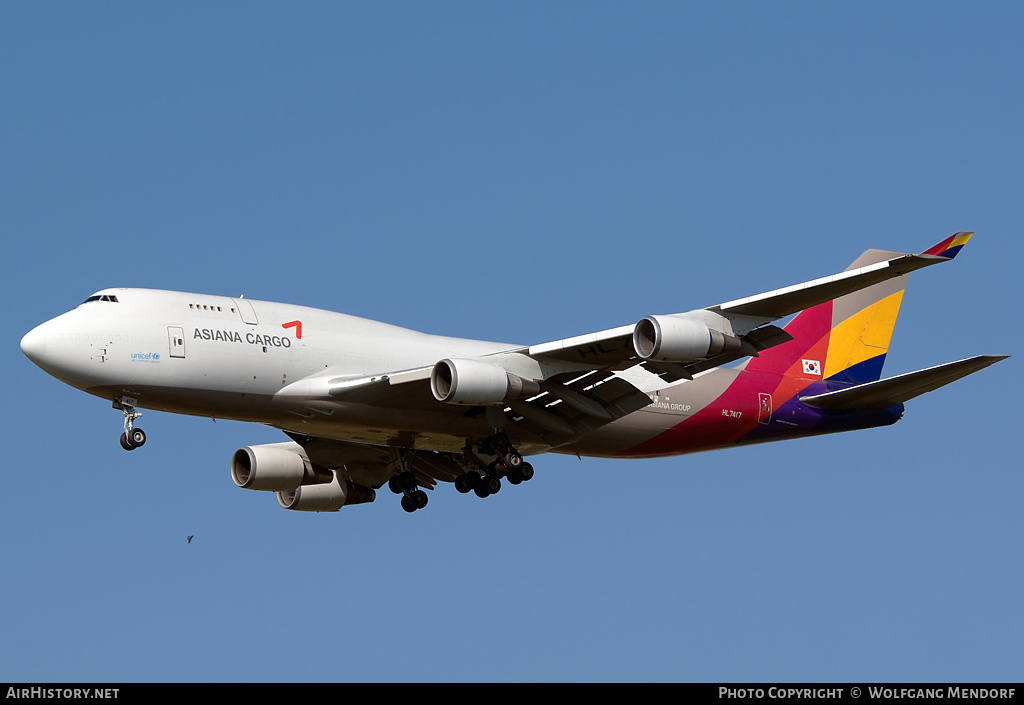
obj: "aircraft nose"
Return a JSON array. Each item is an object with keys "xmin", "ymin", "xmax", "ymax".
[{"xmin": 21, "ymin": 324, "xmax": 48, "ymax": 364}]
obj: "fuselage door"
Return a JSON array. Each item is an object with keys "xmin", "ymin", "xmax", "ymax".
[
  {"xmin": 233, "ymin": 299, "xmax": 259, "ymax": 325},
  {"xmin": 758, "ymin": 393, "xmax": 772, "ymax": 424},
  {"xmin": 168, "ymin": 326, "xmax": 186, "ymax": 359}
]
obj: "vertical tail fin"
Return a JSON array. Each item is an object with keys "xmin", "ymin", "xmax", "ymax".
[
  {"xmin": 745, "ymin": 249, "xmax": 914, "ymax": 385},
  {"xmin": 816, "ymin": 248, "xmax": 908, "ymax": 384}
]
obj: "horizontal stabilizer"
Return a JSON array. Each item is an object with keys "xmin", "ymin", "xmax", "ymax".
[{"xmin": 799, "ymin": 354, "xmax": 1008, "ymax": 411}]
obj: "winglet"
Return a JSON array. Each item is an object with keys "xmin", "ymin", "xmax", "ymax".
[{"xmin": 921, "ymin": 231, "xmax": 973, "ymax": 259}]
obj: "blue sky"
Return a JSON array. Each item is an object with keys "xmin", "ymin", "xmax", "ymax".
[{"xmin": 2, "ymin": 3, "xmax": 1021, "ymax": 682}]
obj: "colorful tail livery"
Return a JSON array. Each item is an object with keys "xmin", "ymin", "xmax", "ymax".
[
  {"xmin": 922, "ymin": 231, "xmax": 973, "ymax": 259},
  {"xmin": 621, "ymin": 233, "xmax": 1007, "ymax": 457}
]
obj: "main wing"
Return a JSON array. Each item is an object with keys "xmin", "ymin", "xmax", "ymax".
[
  {"xmin": 527, "ymin": 232, "xmax": 974, "ymax": 368},
  {"xmin": 292, "ymin": 232, "xmax": 974, "ymax": 447}
]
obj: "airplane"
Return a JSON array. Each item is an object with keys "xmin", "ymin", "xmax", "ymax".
[{"xmin": 20, "ymin": 232, "xmax": 1007, "ymax": 514}]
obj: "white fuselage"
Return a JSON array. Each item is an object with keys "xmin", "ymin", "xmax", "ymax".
[{"xmin": 22, "ymin": 288, "xmax": 665, "ymax": 455}]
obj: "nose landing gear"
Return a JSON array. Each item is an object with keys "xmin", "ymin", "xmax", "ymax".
[{"xmin": 114, "ymin": 397, "xmax": 146, "ymax": 451}]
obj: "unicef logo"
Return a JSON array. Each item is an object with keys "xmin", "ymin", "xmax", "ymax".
[{"xmin": 153, "ymin": 354, "xmax": 160, "ymax": 360}]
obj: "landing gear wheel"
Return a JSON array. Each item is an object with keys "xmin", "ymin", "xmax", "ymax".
[
  {"xmin": 400, "ymin": 488, "xmax": 428, "ymax": 512},
  {"xmin": 484, "ymin": 475, "xmax": 501, "ymax": 494},
  {"xmin": 455, "ymin": 472, "xmax": 479, "ymax": 494},
  {"xmin": 128, "ymin": 428, "xmax": 146, "ymax": 448},
  {"xmin": 503, "ymin": 452, "xmax": 523, "ymax": 469},
  {"xmin": 119, "ymin": 433, "xmax": 136, "ymax": 451},
  {"xmin": 412, "ymin": 489, "xmax": 428, "ymax": 509},
  {"xmin": 473, "ymin": 475, "xmax": 501, "ymax": 498},
  {"xmin": 519, "ymin": 462, "xmax": 534, "ymax": 482},
  {"xmin": 388, "ymin": 471, "xmax": 419, "ymax": 494}
]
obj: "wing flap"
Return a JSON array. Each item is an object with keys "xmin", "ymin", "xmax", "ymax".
[
  {"xmin": 509, "ymin": 371, "xmax": 653, "ymax": 442},
  {"xmin": 799, "ymin": 354, "xmax": 1008, "ymax": 411}
]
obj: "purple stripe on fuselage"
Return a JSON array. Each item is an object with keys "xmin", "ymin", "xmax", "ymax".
[{"xmin": 741, "ymin": 388, "xmax": 904, "ymax": 445}]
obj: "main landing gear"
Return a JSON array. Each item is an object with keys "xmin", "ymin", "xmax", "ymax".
[
  {"xmin": 388, "ymin": 450, "xmax": 429, "ymax": 513},
  {"xmin": 454, "ymin": 431, "xmax": 534, "ymax": 499},
  {"xmin": 115, "ymin": 398, "xmax": 147, "ymax": 451},
  {"xmin": 388, "ymin": 433, "xmax": 536, "ymax": 513}
]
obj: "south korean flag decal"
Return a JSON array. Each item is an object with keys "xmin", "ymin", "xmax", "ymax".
[{"xmin": 802, "ymin": 359, "xmax": 822, "ymax": 376}]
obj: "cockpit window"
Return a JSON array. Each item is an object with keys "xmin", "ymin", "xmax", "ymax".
[{"xmin": 81, "ymin": 295, "xmax": 119, "ymax": 304}]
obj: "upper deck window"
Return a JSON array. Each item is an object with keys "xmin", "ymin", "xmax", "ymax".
[{"xmin": 190, "ymin": 303, "xmax": 225, "ymax": 312}]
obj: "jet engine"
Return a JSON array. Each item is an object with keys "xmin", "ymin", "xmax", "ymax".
[
  {"xmin": 231, "ymin": 442, "xmax": 376, "ymax": 512},
  {"xmin": 230, "ymin": 442, "xmax": 331, "ymax": 491},
  {"xmin": 430, "ymin": 358, "xmax": 540, "ymax": 405},
  {"xmin": 633, "ymin": 315, "xmax": 743, "ymax": 362},
  {"xmin": 277, "ymin": 472, "xmax": 350, "ymax": 512}
]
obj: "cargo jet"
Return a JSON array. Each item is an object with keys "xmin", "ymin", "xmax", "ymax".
[{"xmin": 21, "ymin": 232, "xmax": 1007, "ymax": 514}]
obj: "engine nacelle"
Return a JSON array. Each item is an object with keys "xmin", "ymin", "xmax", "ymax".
[
  {"xmin": 430, "ymin": 358, "xmax": 540, "ymax": 405},
  {"xmin": 276, "ymin": 474, "xmax": 376, "ymax": 512},
  {"xmin": 277, "ymin": 472, "xmax": 348, "ymax": 512},
  {"xmin": 231, "ymin": 442, "xmax": 328, "ymax": 491},
  {"xmin": 633, "ymin": 315, "xmax": 742, "ymax": 362}
]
